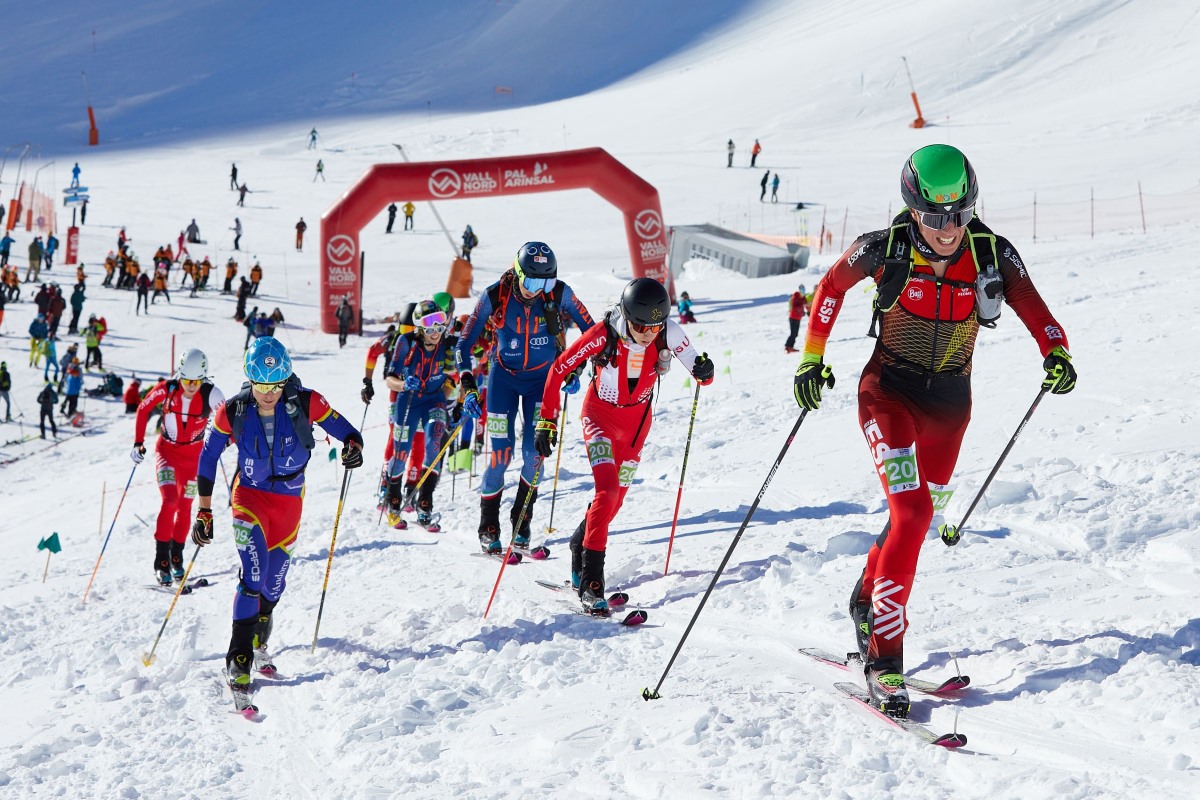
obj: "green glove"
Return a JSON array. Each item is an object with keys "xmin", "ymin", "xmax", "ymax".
[
  {"xmin": 793, "ymin": 353, "xmax": 835, "ymax": 411},
  {"xmin": 1042, "ymin": 346, "xmax": 1076, "ymax": 395}
]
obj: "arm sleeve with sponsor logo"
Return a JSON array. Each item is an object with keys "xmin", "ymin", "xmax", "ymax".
[
  {"xmin": 196, "ymin": 402, "xmax": 234, "ymax": 497},
  {"xmin": 664, "ymin": 319, "xmax": 702, "ymax": 373},
  {"xmin": 559, "ymin": 284, "xmax": 595, "ymax": 330},
  {"xmin": 133, "ymin": 382, "xmax": 170, "ymax": 442},
  {"xmin": 364, "ymin": 336, "xmax": 388, "ymax": 375},
  {"xmin": 801, "ymin": 235, "xmax": 880, "ymax": 359},
  {"xmin": 385, "ymin": 335, "xmax": 413, "ymax": 379},
  {"xmin": 455, "ymin": 292, "xmax": 494, "ymax": 374},
  {"xmin": 540, "ymin": 321, "xmax": 608, "ymax": 422},
  {"xmin": 308, "ymin": 389, "xmax": 364, "ymax": 447},
  {"xmin": 995, "ymin": 236, "xmax": 1070, "ymax": 357}
]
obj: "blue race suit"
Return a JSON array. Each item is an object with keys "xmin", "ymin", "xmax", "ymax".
[
  {"xmin": 386, "ymin": 332, "xmax": 455, "ymax": 480},
  {"xmin": 456, "ymin": 271, "xmax": 593, "ymax": 498}
]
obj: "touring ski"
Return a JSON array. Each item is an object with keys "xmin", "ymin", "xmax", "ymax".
[
  {"xmin": 798, "ymin": 647, "xmax": 971, "ymax": 695},
  {"xmin": 146, "ymin": 577, "xmax": 214, "ymax": 596},
  {"xmin": 834, "ymin": 682, "xmax": 966, "ymax": 748},
  {"xmin": 534, "ymin": 579, "xmax": 646, "ymax": 626},
  {"xmin": 224, "ymin": 671, "xmax": 259, "ymax": 719}
]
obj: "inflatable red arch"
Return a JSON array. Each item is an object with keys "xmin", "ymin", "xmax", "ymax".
[{"xmin": 318, "ymin": 147, "xmax": 669, "ymax": 334}]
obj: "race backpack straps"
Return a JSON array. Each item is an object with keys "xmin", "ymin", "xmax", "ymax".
[
  {"xmin": 868, "ymin": 222, "xmax": 913, "ymax": 339},
  {"xmin": 227, "ymin": 377, "xmax": 315, "ymax": 451},
  {"xmin": 590, "ymin": 310, "xmax": 622, "ymax": 372},
  {"xmin": 541, "ymin": 282, "xmax": 568, "ymax": 352},
  {"xmin": 965, "ymin": 218, "xmax": 1004, "ymax": 328}
]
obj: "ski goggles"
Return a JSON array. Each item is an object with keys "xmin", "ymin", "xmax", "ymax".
[
  {"xmin": 250, "ymin": 380, "xmax": 285, "ymax": 395},
  {"xmin": 416, "ymin": 309, "xmax": 449, "ymax": 333},
  {"xmin": 515, "ymin": 265, "xmax": 557, "ymax": 295},
  {"xmin": 916, "ymin": 206, "xmax": 975, "ymax": 230},
  {"xmin": 628, "ymin": 320, "xmax": 665, "ymax": 335},
  {"xmin": 179, "ymin": 378, "xmax": 202, "ymax": 389}
]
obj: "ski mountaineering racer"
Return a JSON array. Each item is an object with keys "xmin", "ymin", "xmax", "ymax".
[
  {"xmin": 131, "ymin": 348, "xmax": 225, "ymax": 585},
  {"xmin": 191, "ymin": 336, "xmax": 364, "ymax": 688},
  {"xmin": 791, "ymin": 144, "xmax": 1077, "ymax": 718},
  {"xmin": 535, "ymin": 278, "xmax": 715, "ymax": 613},
  {"xmin": 455, "ymin": 242, "xmax": 594, "ymax": 554}
]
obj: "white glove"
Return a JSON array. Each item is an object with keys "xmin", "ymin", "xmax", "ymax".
[{"xmin": 131, "ymin": 443, "xmax": 146, "ymax": 464}]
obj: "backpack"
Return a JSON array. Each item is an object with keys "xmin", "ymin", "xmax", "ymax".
[
  {"xmin": 226, "ymin": 374, "xmax": 315, "ymax": 451},
  {"xmin": 588, "ymin": 309, "xmax": 668, "ymax": 373},
  {"xmin": 868, "ymin": 214, "xmax": 1003, "ymax": 340}
]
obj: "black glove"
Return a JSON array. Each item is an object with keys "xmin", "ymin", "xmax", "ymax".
[
  {"xmin": 449, "ymin": 401, "xmax": 463, "ymax": 425},
  {"xmin": 692, "ymin": 353, "xmax": 715, "ymax": 385},
  {"xmin": 1042, "ymin": 346, "xmax": 1076, "ymax": 395},
  {"xmin": 361, "ymin": 378, "xmax": 374, "ymax": 404},
  {"xmin": 793, "ymin": 356, "xmax": 835, "ymax": 411},
  {"xmin": 191, "ymin": 508, "xmax": 214, "ymax": 546},
  {"xmin": 341, "ymin": 442, "xmax": 363, "ymax": 469},
  {"xmin": 459, "ymin": 370, "xmax": 477, "ymax": 394},
  {"xmin": 534, "ymin": 418, "xmax": 557, "ymax": 458}
]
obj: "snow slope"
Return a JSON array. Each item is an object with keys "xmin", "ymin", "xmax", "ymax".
[{"xmin": 1, "ymin": 1, "xmax": 1199, "ymax": 797}]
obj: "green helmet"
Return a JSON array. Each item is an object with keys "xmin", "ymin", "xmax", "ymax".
[
  {"xmin": 900, "ymin": 144, "xmax": 978, "ymax": 213},
  {"xmin": 432, "ymin": 291, "xmax": 455, "ymax": 317}
]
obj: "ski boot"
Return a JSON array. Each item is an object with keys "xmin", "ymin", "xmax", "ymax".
[
  {"xmin": 569, "ymin": 516, "xmax": 586, "ymax": 589},
  {"xmin": 169, "ymin": 540, "xmax": 186, "ymax": 582},
  {"xmin": 253, "ymin": 609, "xmax": 277, "ymax": 676},
  {"xmin": 154, "ymin": 540, "xmax": 172, "ymax": 586},
  {"xmin": 416, "ymin": 473, "xmax": 440, "ymax": 532},
  {"xmin": 385, "ymin": 477, "xmax": 408, "ymax": 530},
  {"xmin": 478, "ymin": 493, "xmax": 502, "ymax": 554},
  {"xmin": 578, "ymin": 547, "xmax": 608, "ymax": 616},
  {"xmin": 865, "ymin": 659, "xmax": 910, "ymax": 719},
  {"xmin": 403, "ymin": 481, "xmax": 417, "ymax": 513},
  {"xmin": 850, "ymin": 601, "xmax": 871, "ymax": 663},
  {"xmin": 510, "ymin": 480, "xmax": 538, "ymax": 549},
  {"xmin": 226, "ymin": 617, "xmax": 257, "ymax": 687}
]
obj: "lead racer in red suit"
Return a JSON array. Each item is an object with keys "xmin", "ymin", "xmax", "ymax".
[
  {"xmin": 131, "ymin": 348, "xmax": 225, "ymax": 585},
  {"xmin": 535, "ymin": 278, "xmax": 715, "ymax": 614},
  {"xmin": 792, "ymin": 145, "xmax": 1077, "ymax": 718}
]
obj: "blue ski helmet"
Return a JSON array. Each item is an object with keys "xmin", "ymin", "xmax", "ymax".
[
  {"xmin": 244, "ymin": 336, "xmax": 292, "ymax": 384},
  {"xmin": 514, "ymin": 241, "xmax": 557, "ymax": 279}
]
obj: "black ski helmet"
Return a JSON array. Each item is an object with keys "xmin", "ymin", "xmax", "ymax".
[
  {"xmin": 514, "ymin": 242, "xmax": 557, "ymax": 279},
  {"xmin": 900, "ymin": 144, "xmax": 978, "ymax": 213},
  {"xmin": 620, "ymin": 278, "xmax": 670, "ymax": 327}
]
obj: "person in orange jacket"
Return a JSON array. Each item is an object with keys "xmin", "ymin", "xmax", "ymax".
[{"xmin": 249, "ymin": 261, "xmax": 263, "ymax": 296}]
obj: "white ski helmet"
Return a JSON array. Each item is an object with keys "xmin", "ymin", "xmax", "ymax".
[{"xmin": 176, "ymin": 348, "xmax": 209, "ymax": 381}]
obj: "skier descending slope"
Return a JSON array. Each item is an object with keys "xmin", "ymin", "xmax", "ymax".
[
  {"xmin": 456, "ymin": 242, "xmax": 594, "ymax": 554},
  {"xmin": 191, "ymin": 336, "xmax": 363, "ymax": 689},
  {"xmin": 535, "ymin": 278, "xmax": 714, "ymax": 614},
  {"xmin": 131, "ymin": 348, "xmax": 225, "ymax": 585},
  {"xmin": 382, "ymin": 300, "xmax": 456, "ymax": 530},
  {"xmin": 791, "ymin": 144, "xmax": 1077, "ymax": 718}
]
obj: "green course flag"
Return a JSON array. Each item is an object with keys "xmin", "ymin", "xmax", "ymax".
[
  {"xmin": 682, "ymin": 376, "xmax": 691, "ymax": 389},
  {"xmin": 328, "ymin": 447, "xmax": 337, "ymax": 462},
  {"xmin": 38, "ymin": 532, "xmax": 62, "ymax": 553}
]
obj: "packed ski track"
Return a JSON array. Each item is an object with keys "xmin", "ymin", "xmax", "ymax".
[{"xmin": 2, "ymin": 0, "xmax": 1200, "ymax": 797}]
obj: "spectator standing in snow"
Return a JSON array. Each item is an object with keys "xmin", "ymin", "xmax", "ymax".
[
  {"xmin": 37, "ymin": 380, "xmax": 58, "ymax": 438},
  {"xmin": 760, "ymin": 170, "xmax": 770, "ymax": 202},
  {"xmin": 44, "ymin": 234, "xmax": 60, "ymax": 269},
  {"xmin": 771, "ymin": 173, "xmax": 781, "ymax": 203},
  {"xmin": 335, "ymin": 296, "xmax": 355, "ymax": 347},
  {"xmin": 25, "ymin": 237, "xmax": 43, "ymax": 283},
  {"xmin": 386, "ymin": 203, "xmax": 398, "ymax": 233},
  {"xmin": 231, "ymin": 218, "xmax": 242, "ymax": 251},
  {"xmin": 223, "ymin": 258, "xmax": 239, "ymax": 294},
  {"xmin": 308, "ymin": 128, "xmax": 319, "ymax": 149},
  {"xmin": 70, "ymin": 163, "xmax": 81, "ymax": 188},
  {"xmin": 186, "ymin": 219, "xmax": 202, "ymax": 244},
  {"xmin": 230, "ymin": 163, "xmax": 238, "ymax": 191},
  {"xmin": 727, "ymin": 139, "xmax": 735, "ymax": 168},
  {"xmin": 1, "ymin": 233, "xmax": 14, "ymax": 267},
  {"xmin": 314, "ymin": 159, "xmax": 325, "ymax": 182},
  {"xmin": 0, "ymin": 361, "xmax": 11, "ymax": 421},
  {"xmin": 136, "ymin": 272, "xmax": 151, "ymax": 315},
  {"xmin": 461, "ymin": 225, "xmax": 478, "ymax": 262},
  {"xmin": 68, "ymin": 283, "xmax": 86, "ymax": 335},
  {"xmin": 785, "ymin": 284, "xmax": 808, "ymax": 353},
  {"xmin": 295, "ymin": 218, "xmax": 307, "ymax": 251},
  {"xmin": 751, "ymin": 139, "xmax": 762, "ymax": 168},
  {"xmin": 403, "ymin": 202, "xmax": 416, "ymax": 231},
  {"xmin": 237, "ymin": 184, "xmax": 250, "ymax": 207},
  {"xmin": 60, "ymin": 358, "xmax": 83, "ymax": 417},
  {"xmin": 235, "ymin": 278, "xmax": 252, "ymax": 321}
]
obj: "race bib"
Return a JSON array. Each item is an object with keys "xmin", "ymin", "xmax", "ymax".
[
  {"xmin": 617, "ymin": 460, "xmax": 639, "ymax": 487},
  {"xmin": 881, "ymin": 444, "xmax": 919, "ymax": 495},
  {"xmin": 486, "ymin": 415, "xmax": 509, "ymax": 437},
  {"xmin": 587, "ymin": 438, "xmax": 615, "ymax": 467},
  {"xmin": 928, "ymin": 482, "xmax": 955, "ymax": 512}
]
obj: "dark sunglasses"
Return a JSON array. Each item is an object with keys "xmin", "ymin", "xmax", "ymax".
[{"xmin": 917, "ymin": 206, "xmax": 974, "ymax": 230}]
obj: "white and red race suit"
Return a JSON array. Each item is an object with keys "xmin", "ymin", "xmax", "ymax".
[{"xmin": 540, "ymin": 309, "xmax": 709, "ymax": 551}]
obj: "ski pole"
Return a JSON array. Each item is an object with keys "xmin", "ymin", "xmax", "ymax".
[
  {"xmin": 400, "ymin": 416, "xmax": 467, "ymax": 509},
  {"xmin": 483, "ymin": 457, "xmax": 544, "ymax": 618},
  {"xmin": 663, "ymin": 382, "xmax": 702, "ymax": 575},
  {"xmin": 141, "ymin": 544, "xmax": 202, "ymax": 667},
  {"xmin": 544, "ymin": 393, "xmax": 570, "ymax": 534},
  {"xmin": 938, "ymin": 386, "xmax": 1048, "ymax": 546},
  {"xmin": 643, "ymin": 411, "xmax": 809, "ymax": 700},
  {"xmin": 218, "ymin": 453, "xmax": 233, "ymax": 507},
  {"xmin": 377, "ymin": 392, "xmax": 413, "ymax": 525},
  {"xmin": 82, "ymin": 462, "xmax": 138, "ymax": 604},
  {"xmin": 311, "ymin": 468, "xmax": 353, "ymax": 652}
]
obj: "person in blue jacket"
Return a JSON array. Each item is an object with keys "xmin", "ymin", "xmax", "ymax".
[
  {"xmin": 190, "ymin": 336, "xmax": 363, "ymax": 687},
  {"xmin": 0, "ymin": 233, "xmax": 15, "ymax": 268},
  {"xmin": 28, "ymin": 314, "xmax": 48, "ymax": 367},
  {"xmin": 61, "ymin": 357, "xmax": 84, "ymax": 417},
  {"xmin": 455, "ymin": 241, "xmax": 594, "ymax": 553},
  {"xmin": 382, "ymin": 299, "xmax": 455, "ymax": 531},
  {"xmin": 44, "ymin": 234, "xmax": 60, "ymax": 269}
]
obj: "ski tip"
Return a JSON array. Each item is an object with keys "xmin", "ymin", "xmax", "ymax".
[
  {"xmin": 641, "ymin": 687, "xmax": 661, "ymax": 701},
  {"xmin": 140, "ymin": 653, "xmax": 156, "ymax": 668},
  {"xmin": 934, "ymin": 732, "xmax": 968, "ymax": 748},
  {"xmin": 608, "ymin": 591, "xmax": 629, "ymax": 608},
  {"xmin": 193, "ymin": 577, "xmax": 210, "ymax": 587},
  {"xmin": 620, "ymin": 609, "xmax": 648, "ymax": 627},
  {"xmin": 240, "ymin": 705, "xmax": 260, "ymax": 720},
  {"xmin": 529, "ymin": 545, "xmax": 550, "ymax": 560},
  {"xmin": 506, "ymin": 551, "xmax": 523, "ymax": 565}
]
